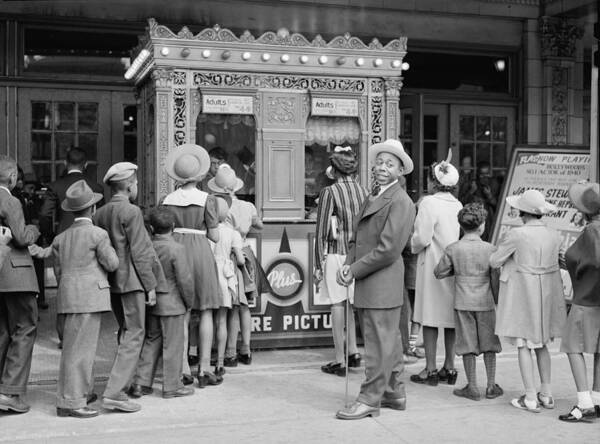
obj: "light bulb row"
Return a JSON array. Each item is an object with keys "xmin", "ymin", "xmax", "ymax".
[{"xmin": 159, "ymin": 47, "xmax": 408, "ymax": 70}]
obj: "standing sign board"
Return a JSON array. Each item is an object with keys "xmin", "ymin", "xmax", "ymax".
[{"xmin": 492, "ymin": 146, "xmax": 590, "ymax": 252}]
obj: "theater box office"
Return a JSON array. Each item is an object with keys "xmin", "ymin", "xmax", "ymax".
[{"xmin": 129, "ymin": 19, "xmax": 407, "ymax": 347}]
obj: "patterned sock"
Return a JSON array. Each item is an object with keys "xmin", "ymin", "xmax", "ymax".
[
  {"xmin": 577, "ymin": 391, "xmax": 594, "ymax": 409},
  {"xmin": 540, "ymin": 383, "xmax": 552, "ymax": 397},
  {"xmin": 591, "ymin": 391, "xmax": 600, "ymax": 406},
  {"xmin": 483, "ymin": 352, "xmax": 496, "ymax": 386},
  {"xmin": 463, "ymin": 354, "xmax": 477, "ymax": 387},
  {"xmin": 408, "ymin": 334, "xmax": 418, "ymax": 350}
]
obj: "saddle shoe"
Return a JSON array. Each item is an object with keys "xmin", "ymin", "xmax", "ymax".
[
  {"xmin": 380, "ymin": 397, "xmax": 407, "ymax": 410},
  {"xmin": 56, "ymin": 406, "xmax": 99, "ymax": 419},
  {"xmin": 0, "ymin": 394, "xmax": 30, "ymax": 413},
  {"xmin": 336, "ymin": 401, "xmax": 380, "ymax": 420}
]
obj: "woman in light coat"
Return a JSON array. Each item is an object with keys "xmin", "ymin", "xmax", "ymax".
[
  {"xmin": 410, "ymin": 155, "xmax": 462, "ymax": 386},
  {"xmin": 490, "ymin": 189, "xmax": 566, "ymax": 413}
]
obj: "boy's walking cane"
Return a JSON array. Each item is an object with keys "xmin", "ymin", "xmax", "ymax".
[{"xmin": 338, "ymin": 255, "xmax": 351, "ymax": 409}]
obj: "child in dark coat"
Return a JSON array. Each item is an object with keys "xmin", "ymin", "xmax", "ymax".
[{"xmin": 434, "ymin": 203, "xmax": 503, "ymax": 401}]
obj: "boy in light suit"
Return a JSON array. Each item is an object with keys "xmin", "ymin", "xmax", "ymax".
[
  {"xmin": 0, "ymin": 156, "xmax": 40, "ymax": 414},
  {"xmin": 336, "ymin": 140, "xmax": 416, "ymax": 420},
  {"xmin": 94, "ymin": 162, "xmax": 158, "ymax": 413},
  {"xmin": 129, "ymin": 206, "xmax": 194, "ymax": 399},
  {"xmin": 48, "ymin": 180, "xmax": 118, "ymax": 418}
]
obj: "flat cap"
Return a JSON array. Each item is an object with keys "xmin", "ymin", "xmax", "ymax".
[{"xmin": 103, "ymin": 162, "xmax": 138, "ymax": 184}]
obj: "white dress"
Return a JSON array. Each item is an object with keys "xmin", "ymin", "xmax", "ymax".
[
  {"xmin": 212, "ymin": 223, "xmax": 243, "ymax": 308},
  {"xmin": 411, "ymin": 192, "xmax": 462, "ymax": 328}
]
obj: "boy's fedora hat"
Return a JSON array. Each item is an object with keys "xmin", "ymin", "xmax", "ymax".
[
  {"xmin": 568, "ymin": 181, "xmax": 600, "ymax": 215},
  {"xmin": 208, "ymin": 164, "xmax": 243, "ymax": 194},
  {"xmin": 61, "ymin": 180, "xmax": 103, "ymax": 212},
  {"xmin": 506, "ymin": 189, "xmax": 557, "ymax": 215},
  {"xmin": 166, "ymin": 144, "xmax": 210, "ymax": 183},
  {"xmin": 368, "ymin": 139, "xmax": 413, "ymax": 175}
]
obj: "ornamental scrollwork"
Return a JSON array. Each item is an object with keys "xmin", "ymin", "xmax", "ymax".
[
  {"xmin": 193, "ymin": 72, "xmax": 253, "ymax": 88},
  {"xmin": 539, "ymin": 16, "xmax": 583, "ymax": 59},
  {"xmin": 551, "ymin": 66, "xmax": 568, "ymax": 145},
  {"xmin": 266, "ymin": 97, "xmax": 295, "ymax": 125},
  {"xmin": 173, "ymin": 71, "xmax": 187, "ymax": 146},
  {"xmin": 370, "ymin": 96, "xmax": 383, "ymax": 144}
]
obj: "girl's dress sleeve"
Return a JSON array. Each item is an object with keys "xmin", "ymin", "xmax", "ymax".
[{"xmin": 204, "ymin": 195, "xmax": 219, "ymax": 229}]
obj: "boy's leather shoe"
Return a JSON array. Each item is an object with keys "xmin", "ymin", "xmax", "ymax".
[
  {"xmin": 237, "ymin": 353, "xmax": 252, "ymax": 365},
  {"xmin": 347, "ymin": 353, "xmax": 361, "ymax": 368},
  {"xmin": 453, "ymin": 385, "xmax": 481, "ymax": 401},
  {"xmin": 223, "ymin": 356, "xmax": 238, "ymax": 367},
  {"xmin": 380, "ymin": 397, "xmax": 406, "ymax": 410},
  {"xmin": 56, "ymin": 406, "xmax": 99, "ymax": 418},
  {"xmin": 86, "ymin": 393, "xmax": 98, "ymax": 404},
  {"xmin": 336, "ymin": 402, "xmax": 380, "ymax": 420},
  {"xmin": 181, "ymin": 374, "xmax": 194, "ymax": 386},
  {"xmin": 197, "ymin": 372, "xmax": 223, "ymax": 388},
  {"xmin": 321, "ymin": 362, "xmax": 346, "ymax": 377},
  {"xmin": 163, "ymin": 386, "xmax": 195, "ymax": 399},
  {"xmin": 0, "ymin": 394, "xmax": 30, "ymax": 413},
  {"xmin": 485, "ymin": 384, "xmax": 504, "ymax": 399},
  {"xmin": 127, "ymin": 384, "xmax": 153, "ymax": 399},
  {"xmin": 101, "ymin": 398, "xmax": 141, "ymax": 413}
]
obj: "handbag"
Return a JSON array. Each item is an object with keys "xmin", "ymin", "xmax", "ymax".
[{"xmin": 328, "ymin": 215, "xmax": 340, "ymax": 241}]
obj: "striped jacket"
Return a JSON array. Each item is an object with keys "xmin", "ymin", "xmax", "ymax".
[{"xmin": 314, "ymin": 178, "xmax": 367, "ymax": 271}]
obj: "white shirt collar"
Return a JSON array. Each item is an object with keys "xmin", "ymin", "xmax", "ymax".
[
  {"xmin": 377, "ymin": 179, "xmax": 398, "ymax": 196},
  {"xmin": 68, "ymin": 169, "xmax": 83, "ymax": 174},
  {"xmin": 74, "ymin": 217, "xmax": 93, "ymax": 223}
]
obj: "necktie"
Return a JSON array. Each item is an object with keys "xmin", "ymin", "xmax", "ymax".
[{"xmin": 371, "ymin": 183, "xmax": 381, "ymax": 197}]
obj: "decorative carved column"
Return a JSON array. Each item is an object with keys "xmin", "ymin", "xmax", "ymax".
[
  {"xmin": 384, "ymin": 77, "xmax": 402, "ymax": 141},
  {"xmin": 538, "ymin": 16, "xmax": 584, "ymax": 145},
  {"xmin": 153, "ymin": 68, "xmax": 174, "ymax": 202}
]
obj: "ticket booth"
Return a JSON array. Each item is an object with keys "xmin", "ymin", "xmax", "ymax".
[{"xmin": 129, "ymin": 19, "xmax": 407, "ymax": 347}]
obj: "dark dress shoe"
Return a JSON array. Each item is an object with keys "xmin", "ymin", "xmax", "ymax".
[
  {"xmin": 558, "ymin": 405, "xmax": 599, "ymax": 422},
  {"xmin": 86, "ymin": 393, "xmax": 98, "ymax": 404},
  {"xmin": 223, "ymin": 356, "xmax": 238, "ymax": 367},
  {"xmin": 127, "ymin": 384, "xmax": 153, "ymax": 399},
  {"xmin": 237, "ymin": 353, "xmax": 252, "ymax": 365},
  {"xmin": 57, "ymin": 406, "xmax": 99, "ymax": 418},
  {"xmin": 188, "ymin": 355, "xmax": 199, "ymax": 366},
  {"xmin": 381, "ymin": 397, "xmax": 406, "ymax": 410},
  {"xmin": 182, "ymin": 374, "xmax": 194, "ymax": 386},
  {"xmin": 0, "ymin": 394, "xmax": 30, "ymax": 413},
  {"xmin": 347, "ymin": 353, "xmax": 361, "ymax": 368},
  {"xmin": 321, "ymin": 362, "xmax": 346, "ymax": 377},
  {"xmin": 214, "ymin": 366, "xmax": 226, "ymax": 377},
  {"xmin": 336, "ymin": 402, "xmax": 380, "ymax": 420},
  {"xmin": 438, "ymin": 367, "xmax": 458, "ymax": 385},
  {"xmin": 163, "ymin": 386, "xmax": 195, "ymax": 399},
  {"xmin": 485, "ymin": 384, "xmax": 504, "ymax": 399},
  {"xmin": 101, "ymin": 398, "xmax": 141, "ymax": 413},
  {"xmin": 410, "ymin": 369, "xmax": 439, "ymax": 386},
  {"xmin": 453, "ymin": 385, "xmax": 481, "ymax": 401},
  {"xmin": 197, "ymin": 372, "xmax": 223, "ymax": 388}
]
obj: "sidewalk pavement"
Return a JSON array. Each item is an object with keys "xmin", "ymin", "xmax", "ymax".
[{"xmin": 2, "ymin": 291, "xmax": 597, "ymax": 443}]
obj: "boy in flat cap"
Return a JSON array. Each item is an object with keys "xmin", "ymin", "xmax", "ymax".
[
  {"xmin": 93, "ymin": 162, "xmax": 159, "ymax": 413},
  {"xmin": 0, "ymin": 156, "xmax": 40, "ymax": 414},
  {"xmin": 336, "ymin": 140, "xmax": 416, "ymax": 420},
  {"xmin": 36, "ymin": 180, "xmax": 119, "ymax": 418}
]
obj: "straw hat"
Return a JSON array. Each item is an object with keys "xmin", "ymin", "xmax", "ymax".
[
  {"xmin": 165, "ymin": 144, "xmax": 210, "ymax": 183},
  {"xmin": 368, "ymin": 139, "xmax": 413, "ymax": 175},
  {"xmin": 568, "ymin": 182, "xmax": 600, "ymax": 215},
  {"xmin": 208, "ymin": 164, "xmax": 244, "ymax": 193},
  {"xmin": 506, "ymin": 189, "xmax": 557, "ymax": 215},
  {"xmin": 432, "ymin": 149, "xmax": 459, "ymax": 187},
  {"xmin": 61, "ymin": 180, "xmax": 103, "ymax": 212}
]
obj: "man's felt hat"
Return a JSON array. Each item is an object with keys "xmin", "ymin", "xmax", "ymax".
[{"xmin": 61, "ymin": 180, "xmax": 103, "ymax": 212}]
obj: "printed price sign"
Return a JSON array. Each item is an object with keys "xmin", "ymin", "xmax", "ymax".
[{"xmin": 202, "ymin": 95, "xmax": 253, "ymax": 114}]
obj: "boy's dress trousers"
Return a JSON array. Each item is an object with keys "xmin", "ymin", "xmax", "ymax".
[
  {"xmin": 93, "ymin": 195, "xmax": 158, "ymax": 400},
  {"xmin": 0, "ymin": 186, "xmax": 40, "ymax": 396},
  {"xmin": 134, "ymin": 234, "xmax": 193, "ymax": 392},
  {"xmin": 53, "ymin": 218, "xmax": 118, "ymax": 408}
]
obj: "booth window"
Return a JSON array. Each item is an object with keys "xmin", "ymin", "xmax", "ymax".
[
  {"xmin": 304, "ymin": 116, "xmax": 360, "ymax": 219},
  {"xmin": 22, "ymin": 26, "xmax": 138, "ymax": 77},
  {"xmin": 195, "ymin": 113, "xmax": 256, "ymax": 203},
  {"xmin": 123, "ymin": 105, "xmax": 137, "ymax": 163}
]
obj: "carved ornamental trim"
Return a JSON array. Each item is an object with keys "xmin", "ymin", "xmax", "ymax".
[{"xmin": 539, "ymin": 16, "xmax": 584, "ymax": 60}]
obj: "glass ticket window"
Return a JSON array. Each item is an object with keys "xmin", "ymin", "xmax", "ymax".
[
  {"xmin": 195, "ymin": 113, "xmax": 256, "ymax": 203},
  {"xmin": 304, "ymin": 116, "xmax": 360, "ymax": 220}
]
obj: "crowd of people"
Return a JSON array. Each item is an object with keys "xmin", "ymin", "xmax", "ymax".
[{"xmin": 0, "ymin": 137, "xmax": 599, "ymax": 424}]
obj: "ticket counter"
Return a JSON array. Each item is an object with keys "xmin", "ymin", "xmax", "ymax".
[{"xmin": 130, "ymin": 19, "xmax": 407, "ymax": 346}]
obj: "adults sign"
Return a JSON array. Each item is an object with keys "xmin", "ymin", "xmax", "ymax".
[
  {"xmin": 202, "ymin": 95, "xmax": 253, "ymax": 114},
  {"xmin": 492, "ymin": 146, "xmax": 590, "ymax": 251},
  {"xmin": 311, "ymin": 97, "xmax": 359, "ymax": 117}
]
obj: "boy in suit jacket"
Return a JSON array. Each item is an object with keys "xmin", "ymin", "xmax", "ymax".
[
  {"xmin": 0, "ymin": 156, "xmax": 40, "ymax": 414},
  {"xmin": 336, "ymin": 140, "xmax": 416, "ymax": 420},
  {"xmin": 129, "ymin": 206, "xmax": 194, "ymax": 399},
  {"xmin": 93, "ymin": 162, "xmax": 158, "ymax": 413},
  {"xmin": 48, "ymin": 180, "xmax": 118, "ymax": 418}
]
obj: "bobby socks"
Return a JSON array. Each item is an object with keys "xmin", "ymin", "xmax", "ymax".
[
  {"xmin": 408, "ymin": 334, "xmax": 418, "ymax": 350},
  {"xmin": 540, "ymin": 383, "xmax": 552, "ymax": 398},
  {"xmin": 577, "ymin": 391, "xmax": 594, "ymax": 409}
]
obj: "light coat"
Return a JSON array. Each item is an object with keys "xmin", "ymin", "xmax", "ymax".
[
  {"xmin": 489, "ymin": 220, "xmax": 566, "ymax": 343},
  {"xmin": 93, "ymin": 194, "xmax": 158, "ymax": 294},
  {"xmin": 347, "ymin": 182, "xmax": 416, "ymax": 309},
  {"xmin": 52, "ymin": 219, "xmax": 119, "ymax": 313},
  {"xmin": 0, "ymin": 187, "xmax": 40, "ymax": 293},
  {"xmin": 411, "ymin": 192, "xmax": 462, "ymax": 328}
]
